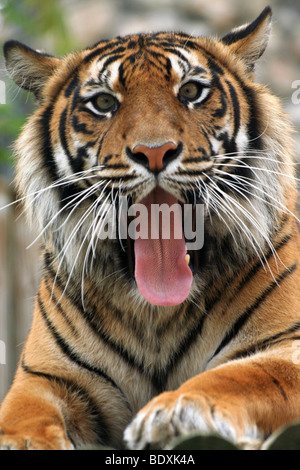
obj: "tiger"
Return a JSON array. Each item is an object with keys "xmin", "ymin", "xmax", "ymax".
[{"xmin": 0, "ymin": 6, "xmax": 300, "ymax": 451}]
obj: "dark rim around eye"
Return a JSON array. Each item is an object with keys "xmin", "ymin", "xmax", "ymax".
[
  {"xmin": 179, "ymin": 81, "xmax": 203, "ymax": 102},
  {"xmin": 92, "ymin": 93, "xmax": 118, "ymax": 113}
]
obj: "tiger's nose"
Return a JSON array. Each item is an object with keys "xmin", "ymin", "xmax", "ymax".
[{"xmin": 128, "ymin": 142, "xmax": 182, "ymax": 174}]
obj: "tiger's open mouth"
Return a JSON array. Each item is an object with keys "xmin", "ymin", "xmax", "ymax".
[{"xmin": 123, "ymin": 186, "xmax": 199, "ymax": 306}]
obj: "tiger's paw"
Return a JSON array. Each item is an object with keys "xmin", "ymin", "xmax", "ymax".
[
  {"xmin": 0, "ymin": 426, "xmax": 73, "ymax": 450},
  {"xmin": 124, "ymin": 391, "xmax": 263, "ymax": 450}
]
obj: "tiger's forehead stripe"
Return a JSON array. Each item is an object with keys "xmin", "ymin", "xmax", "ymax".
[
  {"xmin": 83, "ymin": 40, "xmax": 212, "ymax": 93},
  {"xmin": 81, "ymin": 34, "xmax": 201, "ymax": 75},
  {"xmin": 82, "ymin": 58, "xmax": 123, "ymax": 96}
]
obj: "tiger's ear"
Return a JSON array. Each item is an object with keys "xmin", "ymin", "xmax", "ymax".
[
  {"xmin": 3, "ymin": 40, "xmax": 61, "ymax": 99},
  {"xmin": 221, "ymin": 6, "xmax": 272, "ymax": 74}
]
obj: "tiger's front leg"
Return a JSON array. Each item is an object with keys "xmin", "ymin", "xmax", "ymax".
[
  {"xmin": 0, "ymin": 375, "xmax": 73, "ymax": 450},
  {"xmin": 125, "ymin": 353, "xmax": 300, "ymax": 450}
]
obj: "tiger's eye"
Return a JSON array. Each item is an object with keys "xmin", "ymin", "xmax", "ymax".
[
  {"xmin": 179, "ymin": 82, "xmax": 201, "ymax": 100},
  {"xmin": 94, "ymin": 93, "xmax": 117, "ymax": 112}
]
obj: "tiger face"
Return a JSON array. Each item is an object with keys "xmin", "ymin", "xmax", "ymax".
[{"xmin": 4, "ymin": 7, "xmax": 294, "ymax": 308}]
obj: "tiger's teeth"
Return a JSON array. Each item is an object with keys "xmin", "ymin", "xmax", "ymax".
[{"xmin": 185, "ymin": 254, "xmax": 190, "ymax": 265}]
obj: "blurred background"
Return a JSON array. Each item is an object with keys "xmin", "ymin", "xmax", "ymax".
[{"xmin": 0, "ymin": 0, "xmax": 299, "ymax": 401}]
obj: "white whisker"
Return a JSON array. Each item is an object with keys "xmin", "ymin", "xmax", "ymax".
[
  {"xmin": 213, "ymin": 174, "xmax": 288, "ymax": 272},
  {"xmin": 26, "ymin": 178, "xmax": 105, "ymax": 249},
  {"xmin": 202, "ymin": 172, "xmax": 277, "ymax": 280},
  {"xmin": 80, "ymin": 191, "xmax": 112, "ymax": 309},
  {"xmin": 0, "ymin": 167, "xmax": 103, "ymax": 213},
  {"xmin": 214, "ymin": 168, "xmax": 300, "ymax": 225},
  {"xmin": 213, "ymin": 162, "xmax": 300, "ymax": 183},
  {"xmin": 52, "ymin": 192, "xmax": 109, "ymax": 306},
  {"xmin": 50, "ymin": 181, "xmax": 112, "ymax": 304}
]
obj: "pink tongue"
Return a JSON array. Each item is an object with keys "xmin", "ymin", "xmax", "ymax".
[{"xmin": 134, "ymin": 187, "xmax": 193, "ymax": 306}]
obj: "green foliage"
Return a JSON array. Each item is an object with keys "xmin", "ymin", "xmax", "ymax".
[
  {"xmin": 3, "ymin": 0, "xmax": 76, "ymax": 55},
  {"xmin": 0, "ymin": 0, "xmax": 77, "ymax": 172},
  {"xmin": 0, "ymin": 99, "xmax": 27, "ymax": 165}
]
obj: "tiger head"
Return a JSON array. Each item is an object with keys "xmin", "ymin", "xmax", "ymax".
[{"xmin": 3, "ymin": 7, "xmax": 296, "ymax": 309}]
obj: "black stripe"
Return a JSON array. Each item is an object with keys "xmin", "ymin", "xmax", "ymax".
[
  {"xmin": 263, "ymin": 322, "xmax": 300, "ymax": 347},
  {"xmin": 99, "ymin": 53, "xmax": 124, "ymax": 76},
  {"xmin": 96, "ymin": 131, "xmax": 108, "ymax": 160},
  {"xmin": 103, "ymin": 154, "xmax": 114, "ymax": 164},
  {"xmin": 231, "ymin": 323, "xmax": 300, "ymax": 361},
  {"xmin": 226, "ymin": 80, "xmax": 240, "ymax": 138},
  {"xmin": 43, "ymin": 252, "xmax": 205, "ymax": 394},
  {"xmin": 145, "ymin": 57, "xmax": 166, "ymax": 75},
  {"xmin": 59, "ymin": 107, "xmax": 73, "ymax": 164},
  {"xmin": 72, "ymin": 115, "xmax": 94, "ymax": 135},
  {"xmin": 271, "ymin": 376, "xmax": 288, "ymax": 401},
  {"xmin": 254, "ymin": 362, "xmax": 288, "ymax": 402},
  {"xmin": 43, "ymin": 258, "xmax": 155, "ymax": 389},
  {"xmin": 175, "ymin": 169, "xmax": 213, "ymax": 177},
  {"xmin": 234, "ymin": 233, "xmax": 294, "ymax": 296},
  {"xmin": 172, "ymin": 38, "xmax": 202, "ymax": 52},
  {"xmin": 190, "ymin": 44, "xmax": 262, "ymax": 154},
  {"xmin": 59, "ymin": 107, "xmax": 84, "ymax": 175},
  {"xmin": 83, "ymin": 41, "xmax": 125, "ymax": 64},
  {"xmin": 165, "ymin": 57, "xmax": 172, "ymax": 81},
  {"xmin": 148, "ymin": 49, "xmax": 174, "ymax": 76},
  {"xmin": 212, "ymin": 93, "xmax": 227, "ymax": 118},
  {"xmin": 64, "ymin": 72, "xmax": 79, "ymax": 98},
  {"xmin": 162, "ymin": 47, "xmax": 191, "ymax": 65},
  {"xmin": 39, "ymin": 105, "xmax": 60, "ymax": 184},
  {"xmin": 276, "ymin": 213, "xmax": 289, "ymax": 235},
  {"xmin": 118, "ymin": 62, "xmax": 127, "ymax": 88},
  {"xmin": 205, "ymin": 232, "xmax": 294, "ymax": 316},
  {"xmin": 21, "ymin": 358, "xmax": 110, "ymax": 446},
  {"xmin": 73, "ymin": 301, "xmax": 154, "ymax": 387},
  {"xmin": 104, "ymin": 163, "xmax": 129, "ymax": 170},
  {"xmin": 101, "ymin": 174, "xmax": 136, "ymax": 182},
  {"xmin": 39, "ymin": 103, "xmax": 88, "ymax": 223},
  {"xmin": 221, "ymin": 7, "xmax": 272, "ymax": 46},
  {"xmin": 58, "ymin": 108, "xmax": 87, "ymax": 178},
  {"xmin": 37, "ymin": 292, "xmax": 129, "ymax": 405},
  {"xmin": 193, "ymin": 90, "xmax": 212, "ymax": 109},
  {"xmin": 59, "ymin": 181, "xmax": 88, "ymax": 210},
  {"xmin": 183, "ymin": 156, "xmax": 211, "ymax": 164},
  {"xmin": 241, "ymin": 83, "xmax": 263, "ymax": 150},
  {"xmin": 153, "ymin": 309, "xmax": 207, "ymax": 392},
  {"xmin": 206, "ymin": 56, "xmax": 224, "ymax": 76},
  {"xmin": 44, "ymin": 278, "xmax": 80, "ymax": 337},
  {"xmin": 210, "ymin": 264, "xmax": 297, "ymax": 360}
]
